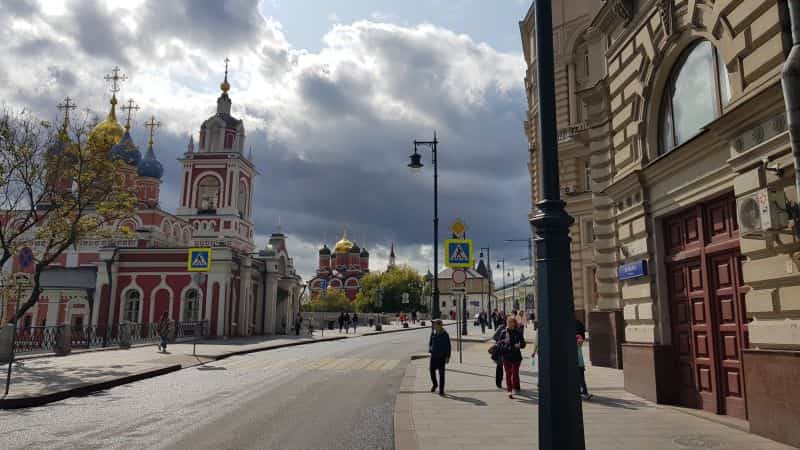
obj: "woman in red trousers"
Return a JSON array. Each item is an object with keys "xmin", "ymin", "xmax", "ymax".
[{"xmin": 499, "ymin": 315, "xmax": 526, "ymax": 399}]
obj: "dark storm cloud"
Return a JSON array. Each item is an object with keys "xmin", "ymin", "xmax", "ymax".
[
  {"xmin": 4, "ymin": 0, "xmax": 38, "ymax": 17},
  {"xmin": 138, "ymin": 0, "xmax": 270, "ymax": 53},
  {"xmin": 67, "ymin": 0, "xmax": 133, "ymax": 65}
]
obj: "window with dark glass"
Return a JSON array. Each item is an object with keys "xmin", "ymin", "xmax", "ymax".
[{"xmin": 658, "ymin": 40, "xmax": 731, "ymax": 155}]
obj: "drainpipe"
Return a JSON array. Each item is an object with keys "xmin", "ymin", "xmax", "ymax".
[{"xmin": 784, "ymin": 0, "xmax": 800, "ymax": 199}]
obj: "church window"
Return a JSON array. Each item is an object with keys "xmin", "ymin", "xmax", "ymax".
[
  {"xmin": 224, "ymin": 131, "xmax": 235, "ymax": 149},
  {"xmin": 199, "ymin": 130, "xmax": 206, "ymax": 149},
  {"xmin": 237, "ymin": 180, "xmax": 248, "ymax": 217},
  {"xmin": 197, "ymin": 176, "xmax": 221, "ymax": 211},
  {"xmin": 124, "ymin": 290, "xmax": 141, "ymax": 323},
  {"xmin": 659, "ymin": 40, "xmax": 730, "ymax": 155},
  {"xmin": 183, "ymin": 289, "xmax": 200, "ymax": 322}
]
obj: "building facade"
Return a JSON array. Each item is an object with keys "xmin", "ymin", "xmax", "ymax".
[
  {"xmin": 520, "ymin": 0, "xmax": 625, "ymax": 369},
  {"xmin": 3, "ymin": 68, "xmax": 303, "ymax": 338},
  {"xmin": 522, "ymin": 0, "xmax": 799, "ymax": 446},
  {"xmin": 308, "ymin": 231, "xmax": 371, "ymax": 300},
  {"xmin": 435, "ymin": 265, "xmax": 492, "ymax": 319}
]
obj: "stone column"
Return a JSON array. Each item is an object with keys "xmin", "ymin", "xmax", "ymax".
[
  {"xmin": 264, "ymin": 273, "xmax": 279, "ymax": 334},
  {"xmin": 54, "ymin": 324, "xmax": 72, "ymax": 356},
  {"xmin": 568, "ymin": 62, "xmax": 577, "ymax": 124}
]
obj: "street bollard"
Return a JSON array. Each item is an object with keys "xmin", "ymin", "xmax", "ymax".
[
  {"xmin": 119, "ymin": 322, "xmax": 132, "ymax": 349},
  {"xmin": 0, "ymin": 323, "xmax": 13, "ymax": 364},
  {"xmin": 54, "ymin": 325, "xmax": 72, "ymax": 356}
]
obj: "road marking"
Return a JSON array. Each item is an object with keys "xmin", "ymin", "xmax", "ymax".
[
  {"xmin": 365, "ymin": 359, "xmax": 388, "ymax": 370},
  {"xmin": 380, "ymin": 359, "xmax": 400, "ymax": 371}
]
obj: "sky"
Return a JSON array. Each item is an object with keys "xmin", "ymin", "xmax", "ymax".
[{"xmin": 0, "ymin": 0, "xmax": 534, "ymax": 286}]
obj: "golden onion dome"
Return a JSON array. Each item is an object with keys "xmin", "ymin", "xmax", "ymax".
[
  {"xmin": 334, "ymin": 229, "xmax": 353, "ymax": 253},
  {"xmin": 89, "ymin": 96, "xmax": 124, "ymax": 151}
]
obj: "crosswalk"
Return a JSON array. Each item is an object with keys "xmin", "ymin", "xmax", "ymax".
[{"xmin": 204, "ymin": 356, "xmax": 402, "ymax": 373}]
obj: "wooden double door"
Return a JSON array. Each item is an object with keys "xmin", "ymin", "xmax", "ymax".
[{"xmin": 664, "ymin": 194, "xmax": 749, "ymax": 419}]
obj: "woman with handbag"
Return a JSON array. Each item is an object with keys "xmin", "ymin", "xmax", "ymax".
[{"xmin": 499, "ymin": 316, "xmax": 526, "ymax": 399}]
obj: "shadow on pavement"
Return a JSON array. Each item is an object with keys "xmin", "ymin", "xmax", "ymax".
[
  {"xmin": 584, "ymin": 394, "xmax": 649, "ymax": 410},
  {"xmin": 444, "ymin": 394, "xmax": 488, "ymax": 406}
]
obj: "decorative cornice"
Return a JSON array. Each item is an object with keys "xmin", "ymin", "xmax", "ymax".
[{"xmin": 657, "ymin": 0, "xmax": 674, "ymax": 37}]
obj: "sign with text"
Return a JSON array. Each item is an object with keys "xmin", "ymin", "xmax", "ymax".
[
  {"xmin": 445, "ymin": 239, "xmax": 473, "ymax": 268},
  {"xmin": 187, "ymin": 248, "xmax": 212, "ymax": 272},
  {"xmin": 619, "ymin": 260, "xmax": 648, "ymax": 281}
]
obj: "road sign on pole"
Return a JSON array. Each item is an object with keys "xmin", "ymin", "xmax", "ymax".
[
  {"xmin": 452, "ymin": 269, "xmax": 467, "ymax": 285},
  {"xmin": 445, "ymin": 239, "xmax": 473, "ymax": 268},
  {"xmin": 402, "ymin": 292, "xmax": 409, "ymax": 304}
]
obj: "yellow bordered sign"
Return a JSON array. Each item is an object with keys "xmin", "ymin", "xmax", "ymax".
[
  {"xmin": 444, "ymin": 239, "xmax": 473, "ymax": 268},
  {"xmin": 187, "ymin": 248, "xmax": 212, "ymax": 272}
]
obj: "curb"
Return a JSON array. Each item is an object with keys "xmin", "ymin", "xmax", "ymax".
[
  {"xmin": 394, "ymin": 361, "xmax": 421, "ymax": 450},
  {"xmin": 0, "ymin": 364, "xmax": 182, "ymax": 409},
  {"xmin": 0, "ymin": 335, "xmax": 349, "ymax": 410}
]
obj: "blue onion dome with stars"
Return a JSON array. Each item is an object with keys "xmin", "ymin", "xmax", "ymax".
[
  {"xmin": 138, "ymin": 144, "xmax": 163, "ymax": 179},
  {"xmin": 110, "ymin": 130, "xmax": 142, "ymax": 165}
]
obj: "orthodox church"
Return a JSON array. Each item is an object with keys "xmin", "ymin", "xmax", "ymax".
[
  {"xmin": 308, "ymin": 234, "xmax": 400, "ymax": 301},
  {"xmin": 3, "ymin": 65, "xmax": 303, "ymax": 338}
]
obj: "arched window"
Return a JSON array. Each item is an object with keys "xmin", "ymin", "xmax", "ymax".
[
  {"xmin": 183, "ymin": 289, "xmax": 200, "ymax": 321},
  {"xmin": 659, "ymin": 40, "xmax": 731, "ymax": 155},
  {"xmin": 197, "ymin": 176, "xmax": 221, "ymax": 210},
  {"xmin": 237, "ymin": 180, "xmax": 248, "ymax": 217},
  {"xmin": 124, "ymin": 291, "xmax": 140, "ymax": 323}
]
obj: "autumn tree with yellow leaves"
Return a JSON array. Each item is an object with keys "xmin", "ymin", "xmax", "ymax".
[{"xmin": 0, "ymin": 109, "xmax": 137, "ymax": 324}]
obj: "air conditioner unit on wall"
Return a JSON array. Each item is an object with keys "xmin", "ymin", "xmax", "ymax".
[{"xmin": 736, "ymin": 188, "xmax": 789, "ymax": 237}]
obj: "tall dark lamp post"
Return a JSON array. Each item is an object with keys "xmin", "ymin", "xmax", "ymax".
[
  {"xmin": 531, "ymin": 0, "xmax": 585, "ymax": 448},
  {"xmin": 496, "ymin": 258, "xmax": 506, "ymax": 312},
  {"xmin": 480, "ymin": 247, "xmax": 492, "ymax": 324},
  {"xmin": 408, "ymin": 132, "xmax": 440, "ymax": 319}
]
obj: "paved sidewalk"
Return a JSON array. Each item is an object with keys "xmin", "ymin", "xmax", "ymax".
[{"xmin": 396, "ymin": 342, "xmax": 795, "ymax": 450}]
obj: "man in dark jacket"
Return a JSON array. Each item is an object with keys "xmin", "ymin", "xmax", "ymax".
[
  {"xmin": 492, "ymin": 321, "xmax": 507, "ymax": 389},
  {"xmin": 428, "ymin": 319, "xmax": 451, "ymax": 396}
]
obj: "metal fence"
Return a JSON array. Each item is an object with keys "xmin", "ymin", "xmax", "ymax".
[{"xmin": 14, "ymin": 320, "xmax": 208, "ymax": 354}]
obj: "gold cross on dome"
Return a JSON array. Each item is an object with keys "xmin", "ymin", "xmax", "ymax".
[
  {"xmin": 144, "ymin": 116, "xmax": 161, "ymax": 148},
  {"xmin": 103, "ymin": 66, "xmax": 127, "ymax": 95},
  {"xmin": 56, "ymin": 96, "xmax": 77, "ymax": 126},
  {"xmin": 224, "ymin": 57, "xmax": 230, "ymax": 78},
  {"xmin": 121, "ymin": 99, "xmax": 140, "ymax": 131}
]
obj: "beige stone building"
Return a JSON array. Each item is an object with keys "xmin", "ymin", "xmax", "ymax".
[
  {"xmin": 520, "ymin": 0, "xmax": 626, "ymax": 370},
  {"xmin": 522, "ymin": 0, "xmax": 799, "ymax": 446}
]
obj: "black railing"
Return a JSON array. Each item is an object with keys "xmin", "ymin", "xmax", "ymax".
[
  {"xmin": 14, "ymin": 320, "xmax": 208, "ymax": 354},
  {"xmin": 13, "ymin": 326, "xmax": 59, "ymax": 353}
]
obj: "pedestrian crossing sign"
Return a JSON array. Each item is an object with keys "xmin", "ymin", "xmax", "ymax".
[
  {"xmin": 188, "ymin": 248, "xmax": 212, "ymax": 272},
  {"xmin": 444, "ymin": 239, "xmax": 473, "ymax": 268}
]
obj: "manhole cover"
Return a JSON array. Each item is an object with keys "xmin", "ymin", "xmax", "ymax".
[{"xmin": 673, "ymin": 435, "xmax": 722, "ymax": 448}]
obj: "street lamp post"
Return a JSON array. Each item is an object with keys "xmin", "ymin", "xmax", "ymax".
[
  {"xmin": 408, "ymin": 132, "xmax": 440, "ymax": 319},
  {"xmin": 496, "ymin": 258, "xmax": 506, "ymax": 313},
  {"xmin": 531, "ymin": 0, "xmax": 585, "ymax": 448},
  {"xmin": 508, "ymin": 268, "xmax": 516, "ymax": 311},
  {"xmin": 480, "ymin": 246, "xmax": 492, "ymax": 327}
]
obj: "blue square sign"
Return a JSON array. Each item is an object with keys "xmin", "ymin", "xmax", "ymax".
[
  {"xmin": 445, "ymin": 239, "xmax": 473, "ymax": 268},
  {"xmin": 188, "ymin": 248, "xmax": 212, "ymax": 272}
]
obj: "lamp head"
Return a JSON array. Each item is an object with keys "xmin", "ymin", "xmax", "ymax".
[{"xmin": 408, "ymin": 150, "xmax": 423, "ymax": 170}]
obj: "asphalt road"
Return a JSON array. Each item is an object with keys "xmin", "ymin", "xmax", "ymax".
[{"xmin": 0, "ymin": 327, "xmax": 434, "ymax": 450}]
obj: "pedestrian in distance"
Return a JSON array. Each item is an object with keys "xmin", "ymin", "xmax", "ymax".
[
  {"xmin": 352, "ymin": 312, "xmax": 358, "ymax": 332},
  {"xmin": 344, "ymin": 312, "xmax": 351, "ymax": 333},
  {"xmin": 428, "ymin": 319, "xmax": 451, "ymax": 396},
  {"xmin": 577, "ymin": 334, "xmax": 592, "ymax": 400},
  {"xmin": 338, "ymin": 312, "xmax": 345, "ymax": 333},
  {"xmin": 479, "ymin": 311, "xmax": 487, "ymax": 334},
  {"xmin": 499, "ymin": 315, "xmax": 526, "ymax": 399},
  {"xmin": 157, "ymin": 311, "xmax": 170, "ymax": 353},
  {"xmin": 294, "ymin": 313, "xmax": 303, "ymax": 336},
  {"xmin": 491, "ymin": 320, "xmax": 507, "ymax": 389},
  {"xmin": 576, "ymin": 318, "xmax": 586, "ymax": 340},
  {"xmin": 411, "ymin": 310, "xmax": 418, "ymax": 324}
]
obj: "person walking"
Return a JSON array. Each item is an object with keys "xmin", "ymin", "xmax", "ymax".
[
  {"xmin": 428, "ymin": 319, "xmax": 451, "ymax": 396},
  {"xmin": 577, "ymin": 334, "xmax": 592, "ymax": 399},
  {"xmin": 344, "ymin": 312, "xmax": 351, "ymax": 334},
  {"xmin": 157, "ymin": 311, "xmax": 170, "ymax": 353},
  {"xmin": 294, "ymin": 313, "xmax": 303, "ymax": 336},
  {"xmin": 499, "ymin": 316, "xmax": 526, "ymax": 399},
  {"xmin": 492, "ymin": 320, "xmax": 507, "ymax": 389},
  {"xmin": 351, "ymin": 312, "xmax": 359, "ymax": 332},
  {"xmin": 479, "ymin": 311, "xmax": 487, "ymax": 334},
  {"xmin": 338, "ymin": 312, "xmax": 345, "ymax": 333},
  {"xmin": 411, "ymin": 310, "xmax": 418, "ymax": 324}
]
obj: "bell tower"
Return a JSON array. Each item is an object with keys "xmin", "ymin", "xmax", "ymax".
[{"xmin": 176, "ymin": 59, "xmax": 256, "ymax": 252}]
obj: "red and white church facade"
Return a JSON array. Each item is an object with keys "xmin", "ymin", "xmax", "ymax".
[{"xmin": 2, "ymin": 68, "xmax": 303, "ymax": 338}]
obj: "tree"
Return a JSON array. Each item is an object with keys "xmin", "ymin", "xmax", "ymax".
[
  {"xmin": 302, "ymin": 290, "xmax": 353, "ymax": 312},
  {"xmin": 353, "ymin": 266, "xmax": 425, "ymax": 313},
  {"xmin": 0, "ymin": 109, "xmax": 137, "ymax": 324}
]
